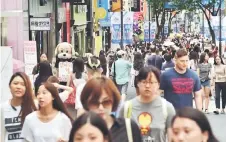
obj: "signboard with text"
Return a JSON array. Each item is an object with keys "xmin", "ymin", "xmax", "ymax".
[
  {"xmin": 30, "ymin": 18, "xmax": 51, "ymax": 31},
  {"xmin": 58, "ymin": 62, "xmax": 73, "ymax": 82},
  {"xmin": 23, "ymin": 41, "xmax": 37, "ymax": 75}
]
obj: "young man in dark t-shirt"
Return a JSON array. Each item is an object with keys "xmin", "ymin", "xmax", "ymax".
[{"xmin": 160, "ymin": 49, "xmax": 202, "ymax": 110}]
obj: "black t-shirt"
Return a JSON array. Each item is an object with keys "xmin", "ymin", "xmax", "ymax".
[{"xmin": 110, "ymin": 116, "xmax": 142, "ymax": 142}]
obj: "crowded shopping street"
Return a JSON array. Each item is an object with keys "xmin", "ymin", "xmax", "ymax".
[{"xmin": 1, "ymin": 0, "xmax": 226, "ymax": 142}]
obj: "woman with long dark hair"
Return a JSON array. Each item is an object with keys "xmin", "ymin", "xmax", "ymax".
[
  {"xmin": 1, "ymin": 72, "xmax": 37, "ymax": 142},
  {"xmin": 212, "ymin": 55, "xmax": 226, "ymax": 114},
  {"xmin": 131, "ymin": 52, "xmax": 144, "ymax": 87},
  {"xmin": 21, "ymin": 82, "xmax": 72, "ymax": 142},
  {"xmin": 171, "ymin": 107, "xmax": 218, "ymax": 142},
  {"xmin": 197, "ymin": 52, "xmax": 212, "ymax": 113},
  {"xmin": 34, "ymin": 60, "xmax": 53, "ymax": 95},
  {"xmin": 99, "ymin": 50, "xmax": 107, "ymax": 76},
  {"xmin": 32, "ymin": 53, "xmax": 48, "ymax": 75},
  {"xmin": 69, "ymin": 111, "xmax": 112, "ymax": 142},
  {"xmin": 189, "ymin": 51, "xmax": 199, "ymax": 71}
]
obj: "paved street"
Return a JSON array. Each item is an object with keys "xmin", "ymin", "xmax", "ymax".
[{"xmin": 126, "ymin": 81, "xmax": 226, "ymax": 142}]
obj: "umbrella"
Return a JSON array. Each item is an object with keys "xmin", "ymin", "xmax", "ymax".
[{"xmin": 13, "ymin": 59, "xmax": 25, "ymax": 70}]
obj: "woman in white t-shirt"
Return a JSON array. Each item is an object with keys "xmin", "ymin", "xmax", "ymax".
[
  {"xmin": 21, "ymin": 82, "xmax": 72, "ymax": 142},
  {"xmin": 75, "ymin": 56, "xmax": 102, "ymax": 118},
  {"xmin": 1, "ymin": 72, "xmax": 37, "ymax": 142}
]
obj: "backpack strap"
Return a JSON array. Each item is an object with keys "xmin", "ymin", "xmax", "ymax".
[
  {"xmin": 124, "ymin": 101, "xmax": 132, "ymax": 118},
  {"xmin": 161, "ymin": 98, "xmax": 168, "ymax": 121},
  {"xmin": 125, "ymin": 118, "xmax": 133, "ymax": 142}
]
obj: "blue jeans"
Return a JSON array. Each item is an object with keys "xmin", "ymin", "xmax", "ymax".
[
  {"xmin": 117, "ymin": 82, "xmax": 128, "ymax": 95},
  {"xmin": 201, "ymin": 80, "xmax": 210, "ymax": 87}
]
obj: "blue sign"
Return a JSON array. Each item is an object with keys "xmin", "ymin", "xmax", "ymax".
[
  {"xmin": 123, "ymin": 24, "xmax": 133, "ymax": 44},
  {"xmin": 98, "ymin": 0, "xmax": 110, "ymax": 27},
  {"xmin": 100, "ymin": 12, "xmax": 112, "ymax": 27},
  {"xmin": 112, "ymin": 24, "xmax": 121, "ymax": 44},
  {"xmin": 164, "ymin": 2, "xmax": 177, "ymax": 9}
]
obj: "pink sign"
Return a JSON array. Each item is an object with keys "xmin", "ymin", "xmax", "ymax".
[{"xmin": 23, "ymin": 41, "xmax": 37, "ymax": 75}]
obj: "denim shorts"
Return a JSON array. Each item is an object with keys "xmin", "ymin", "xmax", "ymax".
[{"xmin": 201, "ymin": 80, "xmax": 210, "ymax": 87}]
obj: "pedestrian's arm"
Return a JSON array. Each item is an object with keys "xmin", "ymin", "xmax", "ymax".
[
  {"xmin": 166, "ymin": 103, "xmax": 176, "ymax": 142},
  {"xmin": 197, "ymin": 68, "xmax": 200, "ymax": 76},
  {"xmin": 194, "ymin": 89, "xmax": 203, "ymax": 111},
  {"xmin": 53, "ymin": 83, "xmax": 73, "ymax": 94},
  {"xmin": 218, "ymin": 65, "xmax": 226, "ymax": 79},
  {"xmin": 110, "ymin": 62, "xmax": 115, "ymax": 76}
]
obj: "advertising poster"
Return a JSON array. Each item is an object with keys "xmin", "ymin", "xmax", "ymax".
[
  {"xmin": 111, "ymin": 12, "xmax": 121, "ymax": 44},
  {"xmin": 58, "ymin": 62, "xmax": 73, "ymax": 82},
  {"xmin": 123, "ymin": 12, "xmax": 134, "ymax": 44},
  {"xmin": 24, "ymin": 41, "xmax": 37, "ymax": 75},
  {"xmin": 144, "ymin": 21, "xmax": 150, "ymax": 42},
  {"xmin": 133, "ymin": 12, "xmax": 144, "ymax": 40},
  {"xmin": 98, "ymin": 0, "xmax": 110, "ymax": 27},
  {"xmin": 144, "ymin": 21, "xmax": 155, "ymax": 42},
  {"xmin": 100, "ymin": 12, "xmax": 112, "ymax": 27}
]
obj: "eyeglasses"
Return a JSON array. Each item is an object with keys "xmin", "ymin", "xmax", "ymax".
[
  {"xmin": 88, "ymin": 100, "xmax": 113, "ymax": 109},
  {"xmin": 140, "ymin": 81, "xmax": 159, "ymax": 85}
]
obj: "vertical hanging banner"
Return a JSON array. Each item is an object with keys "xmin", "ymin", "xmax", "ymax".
[
  {"xmin": 133, "ymin": 12, "xmax": 144, "ymax": 40},
  {"xmin": 144, "ymin": 21, "xmax": 150, "ymax": 42},
  {"xmin": 111, "ymin": 12, "xmax": 121, "ymax": 44},
  {"xmin": 96, "ymin": 0, "xmax": 108, "ymax": 21},
  {"xmin": 98, "ymin": 0, "xmax": 111, "ymax": 27},
  {"xmin": 112, "ymin": 0, "xmax": 121, "ymax": 12},
  {"xmin": 204, "ymin": 20, "xmax": 211, "ymax": 39},
  {"xmin": 164, "ymin": 22, "xmax": 168, "ymax": 36},
  {"xmin": 123, "ymin": 12, "xmax": 134, "ymax": 44},
  {"xmin": 144, "ymin": 21, "xmax": 155, "ymax": 42},
  {"xmin": 150, "ymin": 22, "xmax": 156, "ymax": 40}
]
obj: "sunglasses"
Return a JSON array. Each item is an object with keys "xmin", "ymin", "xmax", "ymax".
[{"xmin": 88, "ymin": 99, "xmax": 113, "ymax": 109}]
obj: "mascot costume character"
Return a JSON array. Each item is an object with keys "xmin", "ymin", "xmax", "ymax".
[{"xmin": 54, "ymin": 42, "xmax": 77, "ymax": 85}]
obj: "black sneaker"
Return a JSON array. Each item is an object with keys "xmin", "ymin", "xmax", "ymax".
[{"xmin": 213, "ymin": 110, "xmax": 219, "ymax": 114}]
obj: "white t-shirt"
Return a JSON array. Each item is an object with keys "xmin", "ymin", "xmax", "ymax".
[
  {"xmin": 75, "ymin": 83, "xmax": 86, "ymax": 109},
  {"xmin": 59, "ymin": 91, "xmax": 70, "ymax": 102},
  {"xmin": 21, "ymin": 111, "xmax": 72, "ymax": 142},
  {"xmin": 1, "ymin": 101, "xmax": 23, "ymax": 142}
]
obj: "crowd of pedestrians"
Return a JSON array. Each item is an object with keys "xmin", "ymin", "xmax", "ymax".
[{"xmin": 1, "ymin": 33, "xmax": 225, "ymax": 142}]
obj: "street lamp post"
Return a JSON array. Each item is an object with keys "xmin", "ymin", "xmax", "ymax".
[
  {"xmin": 120, "ymin": 0, "xmax": 124, "ymax": 49},
  {"xmin": 148, "ymin": 2, "xmax": 151, "ymax": 43},
  {"xmin": 202, "ymin": 10, "xmax": 204, "ymax": 51},
  {"xmin": 219, "ymin": 0, "xmax": 222, "ymax": 56}
]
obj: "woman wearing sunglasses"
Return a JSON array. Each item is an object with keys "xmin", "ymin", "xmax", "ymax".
[{"xmin": 80, "ymin": 77, "xmax": 142, "ymax": 142}]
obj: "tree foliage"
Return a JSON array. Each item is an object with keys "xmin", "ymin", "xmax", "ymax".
[
  {"xmin": 173, "ymin": 0, "xmax": 220, "ymax": 44},
  {"xmin": 146, "ymin": 0, "xmax": 168, "ymax": 39}
]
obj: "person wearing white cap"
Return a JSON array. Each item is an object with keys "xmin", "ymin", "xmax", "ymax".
[{"xmin": 111, "ymin": 50, "xmax": 132, "ymax": 102}]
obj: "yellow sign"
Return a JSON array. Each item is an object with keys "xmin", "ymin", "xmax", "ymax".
[
  {"xmin": 95, "ymin": 36, "xmax": 102, "ymax": 56},
  {"xmin": 95, "ymin": 7, "xmax": 107, "ymax": 19}
]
